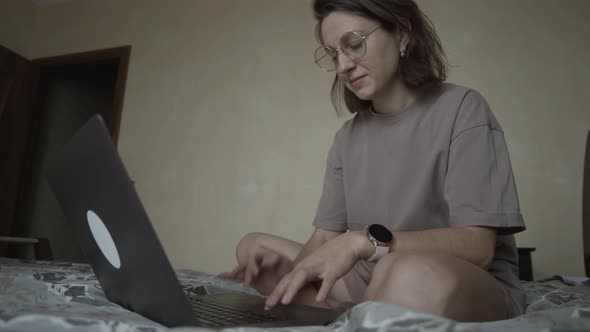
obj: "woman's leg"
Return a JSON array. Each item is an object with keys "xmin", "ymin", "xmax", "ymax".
[{"xmin": 364, "ymin": 251, "xmax": 508, "ymax": 322}]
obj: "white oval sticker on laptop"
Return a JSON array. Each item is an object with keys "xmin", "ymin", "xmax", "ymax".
[{"xmin": 87, "ymin": 210, "xmax": 121, "ymax": 269}]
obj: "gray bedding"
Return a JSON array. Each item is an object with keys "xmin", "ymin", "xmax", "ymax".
[{"xmin": 1, "ymin": 257, "xmax": 590, "ymax": 331}]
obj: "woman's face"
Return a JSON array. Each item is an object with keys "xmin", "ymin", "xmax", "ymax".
[{"xmin": 320, "ymin": 11, "xmax": 407, "ymax": 101}]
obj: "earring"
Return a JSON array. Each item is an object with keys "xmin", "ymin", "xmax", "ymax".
[{"xmin": 400, "ymin": 50, "xmax": 406, "ymax": 58}]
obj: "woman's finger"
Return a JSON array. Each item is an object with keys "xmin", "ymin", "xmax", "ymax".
[
  {"xmin": 316, "ymin": 276, "xmax": 336, "ymax": 303},
  {"xmin": 265, "ymin": 272, "xmax": 292, "ymax": 310},
  {"xmin": 281, "ymin": 269, "xmax": 314, "ymax": 305},
  {"xmin": 219, "ymin": 265, "xmax": 244, "ymax": 280},
  {"xmin": 244, "ymin": 253, "xmax": 261, "ymax": 286},
  {"xmin": 245, "ymin": 245, "xmax": 272, "ymax": 285},
  {"xmin": 230, "ymin": 265, "xmax": 245, "ymax": 280}
]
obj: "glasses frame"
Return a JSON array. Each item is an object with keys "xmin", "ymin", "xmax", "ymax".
[{"xmin": 314, "ymin": 25, "xmax": 382, "ymax": 72}]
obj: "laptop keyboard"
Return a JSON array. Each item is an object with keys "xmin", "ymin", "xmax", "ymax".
[{"xmin": 188, "ymin": 297, "xmax": 280, "ymax": 327}]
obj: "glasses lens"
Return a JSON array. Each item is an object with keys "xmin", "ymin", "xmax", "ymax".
[
  {"xmin": 314, "ymin": 47, "xmax": 337, "ymax": 71},
  {"xmin": 342, "ymin": 32, "xmax": 366, "ymax": 59}
]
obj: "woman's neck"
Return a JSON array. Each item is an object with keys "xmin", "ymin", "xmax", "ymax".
[{"xmin": 371, "ymin": 80, "xmax": 418, "ymax": 114}]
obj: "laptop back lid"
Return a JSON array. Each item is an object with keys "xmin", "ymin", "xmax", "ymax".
[{"xmin": 46, "ymin": 115, "xmax": 198, "ymax": 327}]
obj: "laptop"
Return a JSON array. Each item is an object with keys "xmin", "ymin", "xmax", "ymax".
[{"xmin": 45, "ymin": 115, "xmax": 340, "ymax": 328}]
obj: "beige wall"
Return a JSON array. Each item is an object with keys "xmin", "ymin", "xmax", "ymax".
[
  {"xmin": 8, "ymin": 0, "xmax": 590, "ymax": 278},
  {"xmin": 0, "ymin": 0, "xmax": 35, "ymax": 57}
]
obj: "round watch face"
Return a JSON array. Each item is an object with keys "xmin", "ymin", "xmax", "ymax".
[{"xmin": 368, "ymin": 224, "xmax": 393, "ymax": 243}]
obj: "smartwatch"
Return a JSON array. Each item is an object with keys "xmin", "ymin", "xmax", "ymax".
[{"xmin": 365, "ymin": 224, "xmax": 393, "ymax": 262}]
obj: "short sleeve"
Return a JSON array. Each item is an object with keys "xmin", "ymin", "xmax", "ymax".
[
  {"xmin": 313, "ymin": 130, "xmax": 348, "ymax": 231},
  {"xmin": 444, "ymin": 92, "xmax": 525, "ymax": 235}
]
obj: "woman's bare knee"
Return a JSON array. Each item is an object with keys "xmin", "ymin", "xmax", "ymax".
[
  {"xmin": 364, "ymin": 252, "xmax": 506, "ymax": 321},
  {"xmin": 364, "ymin": 252, "xmax": 460, "ymax": 316}
]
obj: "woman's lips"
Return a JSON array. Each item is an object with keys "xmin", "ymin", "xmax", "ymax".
[{"xmin": 350, "ymin": 75, "xmax": 366, "ymax": 88}]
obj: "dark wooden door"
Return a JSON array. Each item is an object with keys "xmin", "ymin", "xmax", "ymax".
[
  {"xmin": 1, "ymin": 46, "xmax": 130, "ymax": 260},
  {"xmin": 0, "ymin": 46, "xmax": 39, "ymax": 251}
]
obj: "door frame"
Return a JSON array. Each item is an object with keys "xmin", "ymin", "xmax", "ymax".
[
  {"xmin": 11, "ymin": 46, "xmax": 131, "ymax": 246},
  {"xmin": 0, "ymin": 45, "xmax": 39, "ymax": 244},
  {"xmin": 32, "ymin": 45, "xmax": 131, "ymax": 143}
]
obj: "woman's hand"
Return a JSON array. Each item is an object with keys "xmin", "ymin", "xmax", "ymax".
[
  {"xmin": 264, "ymin": 231, "xmax": 372, "ymax": 310},
  {"xmin": 219, "ymin": 244, "xmax": 293, "ymax": 295}
]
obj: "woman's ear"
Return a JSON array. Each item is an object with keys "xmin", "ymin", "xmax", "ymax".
[{"xmin": 397, "ymin": 18, "xmax": 412, "ymax": 53}]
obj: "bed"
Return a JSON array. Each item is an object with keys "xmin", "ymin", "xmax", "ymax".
[{"xmin": 1, "ymin": 257, "xmax": 590, "ymax": 331}]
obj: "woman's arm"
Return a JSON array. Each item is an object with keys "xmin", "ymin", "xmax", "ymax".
[{"xmin": 355, "ymin": 226, "xmax": 497, "ymax": 268}]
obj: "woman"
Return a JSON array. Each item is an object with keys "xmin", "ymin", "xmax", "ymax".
[{"xmin": 222, "ymin": 0, "xmax": 526, "ymax": 322}]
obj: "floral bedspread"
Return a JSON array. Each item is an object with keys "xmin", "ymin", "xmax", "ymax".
[{"xmin": 1, "ymin": 257, "xmax": 590, "ymax": 331}]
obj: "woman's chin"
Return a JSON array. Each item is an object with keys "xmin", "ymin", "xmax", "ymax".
[
  {"xmin": 346, "ymin": 83, "xmax": 373, "ymax": 100},
  {"xmin": 352, "ymin": 90, "xmax": 373, "ymax": 101}
]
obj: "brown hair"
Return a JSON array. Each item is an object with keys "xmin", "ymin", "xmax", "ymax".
[{"xmin": 313, "ymin": 0, "xmax": 447, "ymax": 115}]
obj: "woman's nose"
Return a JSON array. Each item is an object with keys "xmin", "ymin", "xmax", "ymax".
[{"xmin": 336, "ymin": 52, "xmax": 355, "ymax": 74}]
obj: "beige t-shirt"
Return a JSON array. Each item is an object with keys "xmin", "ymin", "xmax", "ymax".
[{"xmin": 313, "ymin": 83, "xmax": 526, "ymax": 308}]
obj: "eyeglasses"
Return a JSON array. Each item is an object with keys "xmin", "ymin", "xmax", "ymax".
[{"xmin": 314, "ymin": 26, "xmax": 382, "ymax": 72}]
